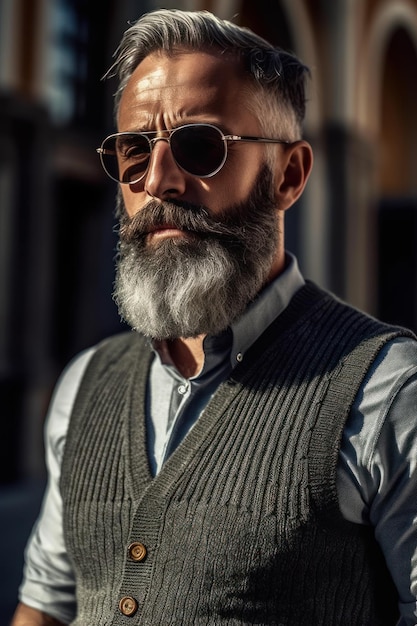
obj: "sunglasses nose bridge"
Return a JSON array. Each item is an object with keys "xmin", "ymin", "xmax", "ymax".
[
  {"xmin": 148, "ymin": 135, "xmax": 176, "ymax": 165},
  {"xmin": 147, "ymin": 134, "xmax": 182, "ymax": 172},
  {"xmin": 149, "ymin": 135, "xmax": 171, "ymax": 150}
]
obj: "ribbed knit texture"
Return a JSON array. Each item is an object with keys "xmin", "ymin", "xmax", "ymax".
[{"xmin": 61, "ymin": 281, "xmax": 413, "ymax": 625}]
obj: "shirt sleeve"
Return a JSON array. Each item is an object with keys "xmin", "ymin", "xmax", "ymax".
[
  {"xmin": 18, "ymin": 347, "xmax": 96, "ymax": 624},
  {"xmin": 338, "ymin": 336, "xmax": 417, "ymax": 626}
]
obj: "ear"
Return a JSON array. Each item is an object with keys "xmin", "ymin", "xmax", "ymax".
[{"xmin": 274, "ymin": 140, "xmax": 313, "ymax": 211}]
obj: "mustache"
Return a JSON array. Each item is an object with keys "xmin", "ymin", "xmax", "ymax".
[{"xmin": 119, "ymin": 199, "xmax": 246, "ymax": 245}]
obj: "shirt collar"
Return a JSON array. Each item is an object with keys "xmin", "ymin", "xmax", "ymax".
[
  {"xmin": 226, "ymin": 251, "xmax": 304, "ymax": 367},
  {"xmin": 152, "ymin": 251, "xmax": 305, "ymax": 376}
]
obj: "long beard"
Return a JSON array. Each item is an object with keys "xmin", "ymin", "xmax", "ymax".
[{"xmin": 113, "ymin": 165, "xmax": 280, "ymax": 339}]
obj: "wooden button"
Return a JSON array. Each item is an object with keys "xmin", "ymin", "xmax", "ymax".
[
  {"xmin": 119, "ymin": 596, "xmax": 138, "ymax": 616},
  {"xmin": 128, "ymin": 541, "xmax": 147, "ymax": 562}
]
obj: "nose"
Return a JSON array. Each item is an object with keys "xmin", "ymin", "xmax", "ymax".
[{"xmin": 143, "ymin": 138, "xmax": 187, "ymax": 200}]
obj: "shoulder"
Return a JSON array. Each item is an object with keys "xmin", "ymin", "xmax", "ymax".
[
  {"xmin": 347, "ymin": 335, "xmax": 417, "ymax": 471},
  {"xmin": 45, "ymin": 346, "xmax": 97, "ymax": 454},
  {"xmin": 358, "ymin": 335, "xmax": 417, "ymax": 435},
  {"xmin": 45, "ymin": 331, "xmax": 147, "ymax": 458}
]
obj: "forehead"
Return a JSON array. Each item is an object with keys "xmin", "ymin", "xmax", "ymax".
[{"xmin": 117, "ymin": 50, "xmax": 255, "ymax": 130}]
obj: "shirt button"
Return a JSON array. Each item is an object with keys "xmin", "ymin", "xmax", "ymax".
[
  {"xmin": 128, "ymin": 541, "xmax": 147, "ymax": 562},
  {"xmin": 236, "ymin": 352, "xmax": 243, "ymax": 362},
  {"xmin": 119, "ymin": 596, "xmax": 138, "ymax": 616},
  {"xmin": 178, "ymin": 384, "xmax": 187, "ymax": 394}
]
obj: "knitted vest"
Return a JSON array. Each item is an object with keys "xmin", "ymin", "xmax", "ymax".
[{"xmin": 61, "ymin": 281, "xmax": 413, "ymax": 625}]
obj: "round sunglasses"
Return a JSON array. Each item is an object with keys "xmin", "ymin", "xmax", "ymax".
[{"xmin": 96, "ymin": 123, "xmax": 290, "ymax": 184}]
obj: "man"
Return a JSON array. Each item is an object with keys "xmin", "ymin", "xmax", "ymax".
[{"xmin": 11, "ymin": 8, "xmax": 417, "ymax": 626}]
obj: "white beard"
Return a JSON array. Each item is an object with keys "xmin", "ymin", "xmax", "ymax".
[{"xmin": 113, "ymin": 165, "xmax": 279, "ymax": 339}]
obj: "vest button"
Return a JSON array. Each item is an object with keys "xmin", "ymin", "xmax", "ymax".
[
  {"xmin": 128, "ymin": 541, "xmax": 147, "ymax": 562},
  {"xmin": 119, "ymin": 596, "xmax": 138, "ymax": 616}
]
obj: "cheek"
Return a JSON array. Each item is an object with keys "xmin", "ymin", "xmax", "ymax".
[
  {"xmin": 205, "ymin": 151, "xmax": 265, "ymax": 213},
  {"xmin": 119, "ymin": 187, "xmax": 147, "ymax": 218}
]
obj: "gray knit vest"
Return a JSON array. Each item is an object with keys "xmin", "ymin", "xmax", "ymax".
[{"xmin": 61, "ymin": 281, "xmax": 413, "ymax": 625}]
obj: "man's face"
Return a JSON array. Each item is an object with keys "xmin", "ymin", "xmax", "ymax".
[
  {"xmin": 113, "ymin": 50, "xmax": 286, "ymax": 339},
  {"xmin": 117, "ymin": 50, "xmax": 276, "ymax": 220}
]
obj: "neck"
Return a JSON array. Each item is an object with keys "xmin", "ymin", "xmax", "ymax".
[
  {"xmin": 168, "ymin": 335, "xmax": 206, "ymax": 378},
  {"xmin": 267, "ymin": 243, "xmax": 286, "ymax": 283}
]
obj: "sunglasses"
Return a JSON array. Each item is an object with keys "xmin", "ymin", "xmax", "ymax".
[{"xmin": 96, "ymin": 123, "xmax": 290, "ymax": 184}]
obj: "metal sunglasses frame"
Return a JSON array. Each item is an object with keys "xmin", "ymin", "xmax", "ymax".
[{"xmin": 96, "ymin": 123, "xmax": 290, "ymax": 184}]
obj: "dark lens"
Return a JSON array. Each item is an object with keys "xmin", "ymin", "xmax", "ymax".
[
  {"xmin": 102, "ymin": 133, "xmax": 150, "ymax": 183},
  {"xmin": 171, "ymin": 125, "xmax": 225, "ymax": 176}
]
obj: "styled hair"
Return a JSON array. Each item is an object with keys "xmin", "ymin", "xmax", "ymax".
[{"xmin": 106, "ymin": 9, "xmax": 310, "ymax": 140}]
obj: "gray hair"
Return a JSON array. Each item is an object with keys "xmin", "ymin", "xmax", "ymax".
[{"xmin": 106, "ymin": 9, "xmax": 310, "ymax": 140}]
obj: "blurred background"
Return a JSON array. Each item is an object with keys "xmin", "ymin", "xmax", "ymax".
[{"xmin": 1, "ymin": 0, "xmax": 417, "ymax": 621}]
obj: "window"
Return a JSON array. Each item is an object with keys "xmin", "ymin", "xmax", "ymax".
[{"xmin": 47, "ymin": 0, "xmax": 89, "ymax": 124}]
